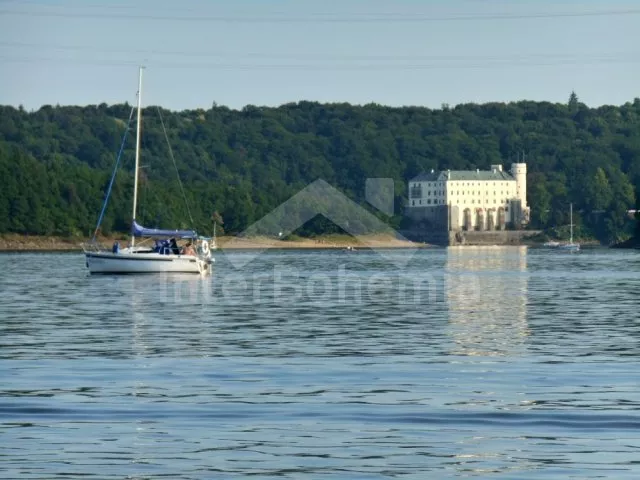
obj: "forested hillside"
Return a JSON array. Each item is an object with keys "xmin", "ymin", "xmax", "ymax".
[{"xmin": 1, "ymin": 95, "xmax": 639, "ymax": 243}]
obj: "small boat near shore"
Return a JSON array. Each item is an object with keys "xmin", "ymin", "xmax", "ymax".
[
  {"xmin": 541, "ymin": 204, "xmax": 580, "ymax": 252},
  {"xmin": 558, "ymin": 203, "xmax": 580, "ymax": 252}
]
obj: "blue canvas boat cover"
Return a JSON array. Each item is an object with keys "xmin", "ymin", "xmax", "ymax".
[{"xmin": 131, "ymin": 220, "xmax": 197, "ymax": 239}]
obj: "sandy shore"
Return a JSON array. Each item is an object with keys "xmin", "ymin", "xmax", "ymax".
[
  {"xmin": 0, "ymin": 233, "xmax": 425, "ymax": 252},
  {"xmin": 218, "ymin": 234, "xmax": 424, "ymax": 250},
  {"xmin": 0, "ymin": 234, "xmax": 94, "ymax": 252}
]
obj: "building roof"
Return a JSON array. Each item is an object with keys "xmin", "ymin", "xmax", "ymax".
[
  {"xmin": 447, "ymin": 170, "xmax": 515, "ymax": 181},
  {"xmin": 410, "ymin": 169, "xmax": 515, "ymax": 182},
  {"xmin": 409, "ymin": 171, "xmax": 447, "ymax": 182}
]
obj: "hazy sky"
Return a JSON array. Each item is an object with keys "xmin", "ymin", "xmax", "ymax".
[{"xmin": 1, "ymin": 0, "xmax": 639, "ymax": 111}]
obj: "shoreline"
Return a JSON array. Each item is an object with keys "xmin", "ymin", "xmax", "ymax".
[
  {"xmin": 0, "ymin": 233, "xmax": 428, "ymax": 252},
  {"xmin": 611, "ymin": 236, "xmax": 640, "ymax": 249},
  {"xmin": 0, "ymin": 233, "xmax": 614, "ymax": 252}
]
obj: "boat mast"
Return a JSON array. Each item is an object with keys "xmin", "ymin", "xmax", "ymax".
[
  {"xmin": 569, "ymin": 203, "xmax": 573, "ymax": 243},
  {"xmin": 131, "ymin": 66, "xmax": 144, "ymax": 248}
]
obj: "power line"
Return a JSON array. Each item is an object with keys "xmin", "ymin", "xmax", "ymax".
[
  {"xmin": 0, "ymin": 54, "xmax": 638, "ymax": 70},
  {"xmin": 1, "ymin": 8, "xmax": 640, "ymax": 22},
  {"xmin": 1, "ymin": 41, "xmax": 638, "ymax": 63}
]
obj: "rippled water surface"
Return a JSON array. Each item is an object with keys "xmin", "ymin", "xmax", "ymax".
[{"xmin": 1, "ymin": 247, "xmax": 639, "ymax": 479}]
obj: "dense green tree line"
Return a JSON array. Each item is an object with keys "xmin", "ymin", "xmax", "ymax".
[{"xmin": 0, "ymin": 95, "xmax": 638, "ymax": 243}]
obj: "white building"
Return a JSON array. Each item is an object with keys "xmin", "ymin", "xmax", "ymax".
[{"xmin": 406, "ymin": 163, "xmax": 530, "ymax": 231}]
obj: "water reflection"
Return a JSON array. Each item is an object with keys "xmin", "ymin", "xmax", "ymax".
[
  {"xmin": 129, "ymin": 273, "xmax": 216, "ymax": 358},
  {"xmin": 127, "ymin": 273, "xmax": 220, "ymax": 471},
  {"xmin": 445, "ymin": 246, "xmax": 529, "ymax": 356}
]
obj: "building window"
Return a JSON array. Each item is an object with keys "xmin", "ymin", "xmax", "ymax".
[
  {"xmin": 412, "ymin": 200, "xmax": 415, "ymax": 206},
  {"xmin": 427, "ymin": 199, "xmax": 431, "ymax": 204}
]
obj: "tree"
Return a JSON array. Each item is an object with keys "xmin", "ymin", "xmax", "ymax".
[
  {"xmin": 568, "ymin": 91, "xmax": 579, "ymax": 113},
  {"xmin": 529, "ymin": 180, "xmax": 552, "ymax": 228},
  {"xmin": 583, "ymin": 167, "xmax": 613, "ymax": 212}
]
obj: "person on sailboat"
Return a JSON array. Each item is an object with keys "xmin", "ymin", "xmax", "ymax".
[
  {"xmin": 169, "ymin": 238, "xmax": 180, "ymax": 255},
  {"xmin": 182, "ymin": 242, "xmax": 195, "ymax": 256}
]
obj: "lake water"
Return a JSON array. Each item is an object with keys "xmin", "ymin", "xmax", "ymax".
[{"xmin": 1, "ymin": 247, "xmax": 639, "ymax": 479}]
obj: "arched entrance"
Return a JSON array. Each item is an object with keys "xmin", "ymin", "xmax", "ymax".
[
  {"xmin": 497, "ymin": 207, "xmax": 506, "ymax": 230},
  {"xmin": 463, "ymin": 208, "xmax": 472, "ymax": 231},
  {"xmin": 476, "ymin": 209, "xmax": 485, "ymax": 231},
  {"xmin": 487, "ymin": 209, "xmax": 495, "ymax": 231}
]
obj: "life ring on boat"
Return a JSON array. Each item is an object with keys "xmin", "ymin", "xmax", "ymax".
[{"xmin": 200, "ymin": 240, "xmax": 209, "ymax": 255}]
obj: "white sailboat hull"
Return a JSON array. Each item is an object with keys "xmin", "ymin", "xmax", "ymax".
[{"xmin": 85, "ymin": 251, "xmax": 211, "ymax": 274}]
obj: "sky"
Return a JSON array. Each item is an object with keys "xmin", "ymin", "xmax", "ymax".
[{"xmin": 1, "ymin": 0, "xmax": 639, "ymax": 111}]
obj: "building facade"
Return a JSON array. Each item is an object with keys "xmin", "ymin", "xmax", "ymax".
[{"xmin": 406, "ymin": 163, "xmax": 530, "ymax": 231}]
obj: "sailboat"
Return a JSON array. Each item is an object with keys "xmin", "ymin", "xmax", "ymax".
[
  {"xmin": 558, "ymin": 203, "xmax": 580, "ymax": 252},
  {"xmin": 83, "ymin": 67, "xmax": 215, "ymax": 274}
]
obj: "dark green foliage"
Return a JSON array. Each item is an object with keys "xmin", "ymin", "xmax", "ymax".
[{"xmin": 0, "ymin": 99, "xmax": 639, "ymax": 243}]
